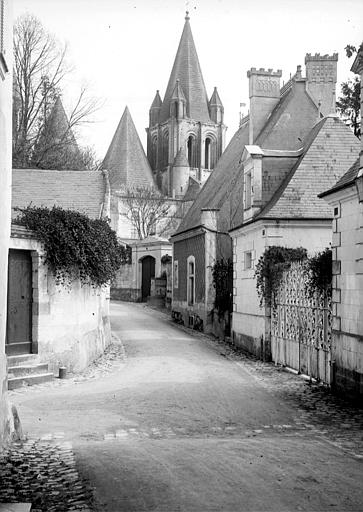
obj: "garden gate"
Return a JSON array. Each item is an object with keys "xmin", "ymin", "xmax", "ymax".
[{"xmin": 271, "ymin": 262, "xmax": 332, "ymax": 384}]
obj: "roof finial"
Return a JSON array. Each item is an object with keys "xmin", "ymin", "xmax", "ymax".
[
  {"xmin": 185, "ymin": 10, "xmax": 190, "ymax": 20},
  {"xmin": 185, "ymin": 0, "xmax": 190, "ymax": 20}
]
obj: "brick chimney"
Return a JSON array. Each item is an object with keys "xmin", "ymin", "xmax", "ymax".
[
  {"xmin": 305, "ymin": 53, "xmax": 338, "ymax": 117},
  {"xmin": 247, "ymin": 68, "xmax": 282, "ymax": 144}
]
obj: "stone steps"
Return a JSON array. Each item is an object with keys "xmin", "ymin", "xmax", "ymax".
[{"xmin": 7, "ymin": 354, "xmax": 53, "ymax": 390}]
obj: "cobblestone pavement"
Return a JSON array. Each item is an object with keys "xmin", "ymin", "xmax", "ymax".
[
  {"xmin": 0, "ymin": 439, "xmax": 92, "ymax": 511},
  {"xmin": 2, "ymin": 336, "xmax": 126, "ymax": 511}
]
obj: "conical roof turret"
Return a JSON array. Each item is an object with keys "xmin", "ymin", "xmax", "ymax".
[
  {"xmin": 150, "ymin": 90, "xmax": 162, "ymax": 109},
  {"xmin": 102, "ymin": 106, "xmax": 155, "ymax": 191},
  {"xmin": 159, "ymin": 14, "xmax": 211, "ymax": 123},
  {"xmin": 209, "ymin": 87, "xmax": 223, "ymax": 108},
  {"xmin": 171, "ymin": 79, "xmax": 187, "ymax": 102},
  {"xmin": 173, "ymin": 146, "xmax": 189, "ymax": 167}
]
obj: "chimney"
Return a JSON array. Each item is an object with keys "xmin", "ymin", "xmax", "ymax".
[
  {"xmin": 247, "ymin": 68, "xmax": 282, "ymax": 144},
  {"xmin": 201, "ymin": 208, "xmax": 219, "ymax": 231},
  {"xmin": 305, "ymin": 53, "xmax": 338, "ymax": 117}
]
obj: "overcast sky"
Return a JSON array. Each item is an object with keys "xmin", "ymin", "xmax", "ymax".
[{"xmin": 13, "ymin": 0, "xmax": 363, "ymax": 161}]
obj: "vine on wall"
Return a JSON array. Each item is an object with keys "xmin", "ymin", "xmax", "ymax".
[
  {"xmin": 255, "ymin": 246, "xmax": 332, "ymax": 306},
  {"xmin": 15, "ymin": 206, "xmax": 129, "ymax": 287}
]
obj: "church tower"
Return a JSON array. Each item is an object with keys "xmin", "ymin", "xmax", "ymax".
[{"xmin": 147, "ymin": 13, "xmax": 226, "ymax": 198}]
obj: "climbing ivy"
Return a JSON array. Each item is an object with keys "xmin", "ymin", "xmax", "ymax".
[
  {"xmin": 305, "ymin": 248, "xmax": 332, "ymax": 297},
  {"xmin": 15, "ymin": 206, "xmax": 129, "ymax": 287},
  {"xmin": 211, "ymin": 258, "xmax": 233, "ymax": 316},
  {"xmin": 255, "ymin": 246, "xmax": 307, "ymax": 306}
]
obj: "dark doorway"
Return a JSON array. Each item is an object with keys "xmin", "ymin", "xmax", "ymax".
[
  {"xmin": 141, "ymin": 256, "xmax": 155, "ymax": 301},
  {"xmin": 6, "ymin": 249, "xmax": 33, "ymax": 355}
]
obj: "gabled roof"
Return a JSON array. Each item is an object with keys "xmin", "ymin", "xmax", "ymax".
[
  {"xmin": 319, "ymin": 158, "xmax": 361, "ymax": 197},
  {"xmin": 12, "ymin": 169, "xmax": 105, "ymax": 219},
  {"xmin": 158, "ymin": 15, "xmax": 211, "ymax": 124},
  {"xmin": 257, "ymin": 116, "xmax": 360, "ymax": 219},
  {"xmin": 173, "ymin": 120, "xmax": 249, "ymax": 236},
  {"xmin": 102, "ymin": 106, "xmax": 155, "ymax": 191}
]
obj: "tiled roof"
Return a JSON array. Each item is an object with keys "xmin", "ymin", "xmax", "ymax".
[
  {"xmin": 102, "ymin": 106, "xmax": 155, "ymax": 191},
  {"xmin": 182, "ymin": 177, "xmax": 201, "ymax": 202},
  {"xmin": 320, "ymin": 158, "xmax": 361, "ymax": 197},
  {"xmin": 12, "ymin": 169, "xmax": 105, "ymax": 219},
  {"xmin": 150, "ymin": 90, "xmax": 162, "ymax": 109},
  {"xmin": 256, "ymin": 80, "xmax": 319, "ymax": 150},
  {"xmin": 259, "ymin": 117, "xmax": 360, "ymax": 219},
  {"xmin": 173, "ymin": 120, "xmax": 249, "ymax": 236},
  {"xmin": 158, "ymin": 17, "xmax": 211, "ymax": 124}
]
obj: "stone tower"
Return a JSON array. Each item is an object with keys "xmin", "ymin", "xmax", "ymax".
[{"xmin": 147, "ymin": 13, "xmax": 226, "ymax": 199}]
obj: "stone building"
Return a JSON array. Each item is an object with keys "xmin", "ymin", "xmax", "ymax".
[
  {"xmin": 147, "ymin": 13, "xmax": 226, "ymax": 199},
  {"xmin": 8, "ymin": 169, "xmax": 111, "ymax": 382},
  {"xmin": 0, "ymin": 0, "xmax": 14, "ymax": 446},
  {"xmin": 171, "ymin": 52, "xmax": 360, "ymax": 340},
  {"xmin": 319, "ymin": 46, "xmax": 363, "ymax": 399}
]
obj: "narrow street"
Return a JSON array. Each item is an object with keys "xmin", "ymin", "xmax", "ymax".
[{"xmin": 6, "ymin": 301, "xmax": 363, "ymax": 511}]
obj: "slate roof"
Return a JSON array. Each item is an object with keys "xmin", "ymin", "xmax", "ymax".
[
  {"xmin": 319, "ymin": 158, "xmax": 361, "ymax": 197},
  {"xmin": 12, "ymin": 169, "xmax": 105, "ymax": 219},
  {"xmin": 102, "ymin": 106, "xmax": 155, "ymax": 191},
  {"xmin": 173, "ymin": 147, "xmax": 189, "ymax": 167},
  {"xmin": 150, "ymin": 90, "xmax": 162, "ymax": 109},
  {"xmin": 158, "ymin": 15, "xmax": 211, "ymax": 124},
  {"xmin": 182, "ymin": 177, "xmax": 201, "ymax": 202},
  {"xmin": 173, "ymin": 120, "xmax": 249, "ymax": 236},
  {"xmin": 257, "ymin": 116, "xmax": 360, "ymax": 220}
]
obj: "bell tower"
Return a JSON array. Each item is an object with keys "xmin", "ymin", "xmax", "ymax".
[{"xmin": 146, "ymin": 13, "xmax": 226, "ymax": 197}]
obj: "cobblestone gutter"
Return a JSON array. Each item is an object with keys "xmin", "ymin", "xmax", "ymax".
[{"xmin": 0, "ymin": 438, "xmax": 93, "ymax": 511}]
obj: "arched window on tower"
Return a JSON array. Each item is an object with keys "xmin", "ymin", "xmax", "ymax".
[
  {"xmin": 187, "ymin": 135, "xmax": 197, "ymax": 168},
  {"xmin": 204, "ymin": 136, "xmax": 216, "ymax": 170},
  {"xmin": 162, "ymin": 131, "xmax": 169, "ymax": 168},
  {"xmin": 151, "ymin": 135, "xmax": 158, "ymax": 170}
]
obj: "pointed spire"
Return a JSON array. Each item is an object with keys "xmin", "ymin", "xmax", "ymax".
[
  {"xmin": 209, "ymin": 87, "xmax": 223, "ymax": 107},
  {"xmin": 159, "ymin": 16, "xmax": 210, "ymax": 123},
  {"xmin": 150, "ymin": 90, "xmax": 162, "ymax": 109},
  {"xmin": 102, "ymin": 106, "xmax": 155, "ymax": 191},
  {"xmin": 171, "ymin": 79, "xmax": 187, "ymax": 101}
]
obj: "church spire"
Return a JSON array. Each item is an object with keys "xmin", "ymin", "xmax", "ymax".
[{"xmin": 158, "ymin": 15, "xmax": 210, "ymax": 123}]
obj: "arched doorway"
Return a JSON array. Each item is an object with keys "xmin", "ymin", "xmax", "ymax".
[{"xmin": 141, "ymin": 256, "xmax": 155, "ymax": 301}]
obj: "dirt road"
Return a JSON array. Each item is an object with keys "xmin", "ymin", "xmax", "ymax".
[{"xmin": 12, "ymin": 302, "xmax": 363, "ymax": 511}]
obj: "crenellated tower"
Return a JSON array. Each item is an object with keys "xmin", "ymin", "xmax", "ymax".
[{"xmin": 146, "ymin": 13, "xmax": 226, "ymax": 198}]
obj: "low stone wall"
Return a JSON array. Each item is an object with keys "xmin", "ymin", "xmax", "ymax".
[{"xmin": 111, "ymin": 263, "xmax": 140, "ymax": 302}]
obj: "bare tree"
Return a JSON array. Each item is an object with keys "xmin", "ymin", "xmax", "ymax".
[
  {"xmin": 13, "ymin": 14, "xmax": 101, "ymax": 169},
  {"xmin": 119, "ymin": 186, "xmax": 180, "ymax": 240}
]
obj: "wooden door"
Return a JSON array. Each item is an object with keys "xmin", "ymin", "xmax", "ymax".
[
  {"xmin": 141, "ymin": 256, "xmax": 155, "ymax": 301},
  {"xmin": 6, "ymin": 250, "xmax": 33, "ymax": 355}
]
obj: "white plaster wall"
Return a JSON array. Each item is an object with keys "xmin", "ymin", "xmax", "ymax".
[
  {"xmin": 10, "ymin": 235, "xmax": 111, "ymax": 374},
  {"xmin": 232, "ymin": 220, "xmax": 333, "ymax": 345},
  {"xmin": 0, "ymin": 0, "xmax": 14, "ymax": 447}
]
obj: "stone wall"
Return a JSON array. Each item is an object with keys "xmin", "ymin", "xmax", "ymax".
[
  {"xmin": 331, "ymin": 189, "xmax": 363, "ymax": 398},
  {"xmin": 10, "ymin": 231, "xmax": 111, "ymax": 374}
]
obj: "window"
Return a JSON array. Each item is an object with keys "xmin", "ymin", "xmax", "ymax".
[
  {"xmin": 205, "ymin": 137, "xmax": 211, "ymax": 169},
  {"xmin": 244, "ymin": 251, "xmax": 252, "ymax": 270},
  {"xmin": 174, "ymin": 260, "xmax": 179, "ymax": 289},
  {"xmin": 187, "ymin": 135, "xmax": 197, "ymax": 168},
  {"xmin": 187, "ymin": 256, "xmax": 195, "ymax": 305},
  {"xmin": 162, "ymin": 131, "xmax": 169, "ymax": 167},
  {"xmin": 245, "ymin": 172, "xmax": 252, "ymax": 209}
]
